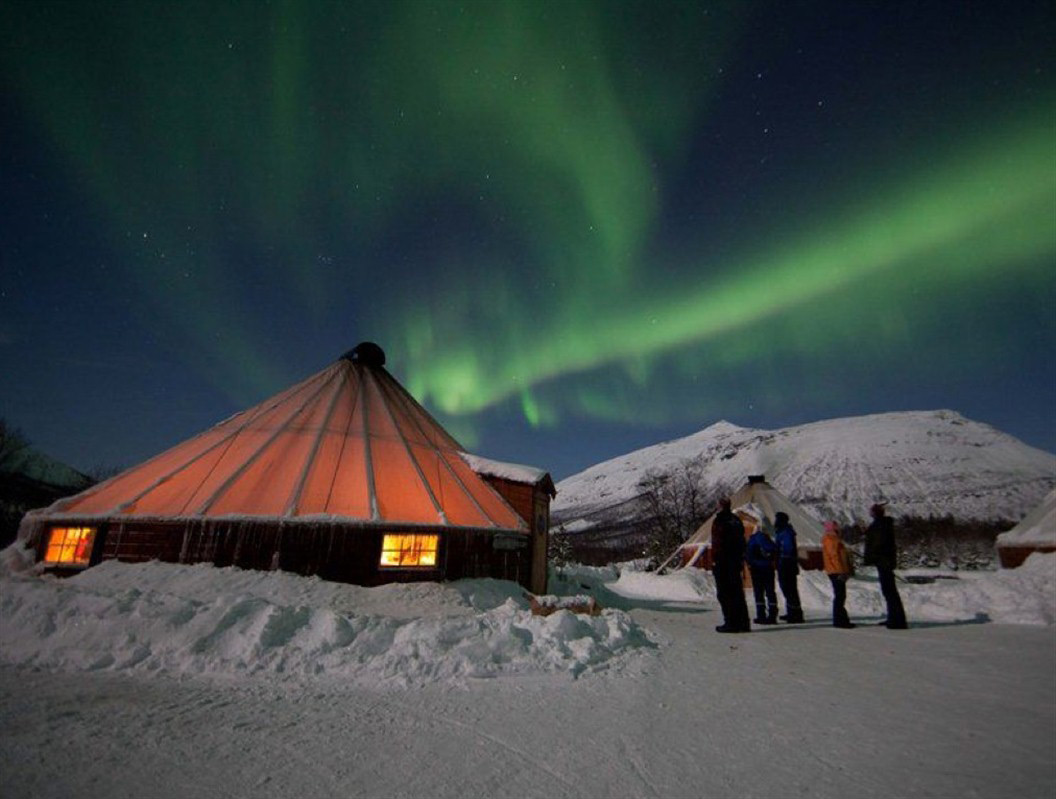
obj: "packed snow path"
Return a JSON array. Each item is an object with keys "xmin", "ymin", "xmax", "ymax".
[
  {"xmin": 1, "ymin": 554, "xmax": 1053, "ymax": 797},
  {"xmin": 1, "ymin": 620, "xmax": 1053, "ymax": 798}
]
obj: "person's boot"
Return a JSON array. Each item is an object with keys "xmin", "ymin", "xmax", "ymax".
[
  {"xmin": 766, "ymin": 607, "xmax": 778, "ymax": 625},
  {"xmin": 785, "ymin": 610, "xmax": 805, "ymax": 624}
]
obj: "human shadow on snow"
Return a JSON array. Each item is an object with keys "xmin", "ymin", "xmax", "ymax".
[
  {"xmin": 587, "ymin": 587, "xmax": 711, "ymax": 615},
  {"xmin": 891, "ymin": 612, "xmax": 991, "ymax": 629},
  {"xmin": 739, "ymin": 612, "xmax": 992, "ymax": 632}
]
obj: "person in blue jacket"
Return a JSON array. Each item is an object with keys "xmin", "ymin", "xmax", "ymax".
[
  {"xmin": 774, "ymin": 511, "xmax": 805, "ymax": 623},
  {"xmin": 745, "ymin": 521, "xmax": 778, "ymax": 625}
]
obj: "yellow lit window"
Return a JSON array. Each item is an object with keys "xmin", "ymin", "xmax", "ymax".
[
  {"xmin": 44, "ymin": 527, "xmax": 96, "ymax": 566},
  {"xmin": 379, "ymin": 534, "xmax": 439, "ymax": 568}
]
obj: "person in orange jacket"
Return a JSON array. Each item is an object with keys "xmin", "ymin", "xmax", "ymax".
[{"xmin": 822, "ymin": 521, "xmax": 856, "ymax": 629}]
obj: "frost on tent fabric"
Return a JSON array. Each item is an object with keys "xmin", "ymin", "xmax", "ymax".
[{"xmin": 17, "ymin": 343, "xmax": 555, "ymax": 591}]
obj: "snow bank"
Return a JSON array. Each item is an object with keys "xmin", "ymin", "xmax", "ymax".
[
  {"xmin": 608, "ymin": 569, "xmax": 712, "ymax": 603},
  {"xmin": 554, "ymin": 556, "xmax": 1056, "ymax": 626},
  {"xmin": 0, "ymin": 559, "xmax": 657, "ymax": 687},
  {"xmin": 791, "ymin": 556, "xmax": 1056, "ymax": 626},
  {"xmin": 0, "ymin": 541, "xmax": 38, "ymax": 576}
]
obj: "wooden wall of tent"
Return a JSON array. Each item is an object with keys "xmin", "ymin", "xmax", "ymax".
[
  {"xmin": 25, "ymin": 516, "xmax": 535, "ymax": 587},
  {"xmin": 479, "ymin": 474, "xmax": 554, "ymax": 594},
  {"xmin": 996, "ymin": 544, "xmax": 1056, "ymax": 569},
  {"xmin": 995, "ymin": 488, "xmax": 1056, "ymax": 568}
]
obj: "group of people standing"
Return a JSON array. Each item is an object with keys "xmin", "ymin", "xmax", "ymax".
[{"xmin": 710, "ymin": 500, "xmax": 907, "ymax": 633}]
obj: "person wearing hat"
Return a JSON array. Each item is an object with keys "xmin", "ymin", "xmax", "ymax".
[
  {"xmin": 863, "ymin": 503, "xmax": 908, "ymax": 629},
  {"xmin": 773, "ymin": 511, "xmax": 804, "ymax": 623},
  {"xmin": 822, "ymin": 521, "xmax": 856, "ymax": 628}
]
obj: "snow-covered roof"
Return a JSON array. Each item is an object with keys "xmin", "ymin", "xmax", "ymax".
[
  {"xmin": 0, "ymin": 444, "xmax": 91, "ymax": 490},
  {"xmin": 997, "ymin": 489, "xmax": 1056, "ymax": 547},
  {"xmin": 460, "ymin": 452, "xmax": 552, "ymax": 487}
]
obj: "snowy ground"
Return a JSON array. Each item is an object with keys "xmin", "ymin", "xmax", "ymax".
[{"xmin": 1, "ymin": 546, "xmax": 1054, "ymax": 798}]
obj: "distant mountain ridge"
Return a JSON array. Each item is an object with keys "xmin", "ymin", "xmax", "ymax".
[
  {"xmin": 0, "ymin": 445, "xmax": 92, "ymax": 493},
  {"xmin": 553, "ymin": 410, "xmax": 1056, "ymax": 530},
  {"xmin": 1, "ymin": 441, "xmax": 94, "ymax": 547}
]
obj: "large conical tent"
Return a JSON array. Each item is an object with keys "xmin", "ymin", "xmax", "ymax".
[
  {"xmin": 659, "ymin": 477, "xmax": 825, "ymax": 572},
  {"xmin": 21, "ymin": 343, "xmax": 545, "ymax": 588}
]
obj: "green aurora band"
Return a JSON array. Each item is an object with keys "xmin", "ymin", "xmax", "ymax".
[
  {"xmin": 3, "ymin": 0, "xmax": 1053, "ymax": 433},
  {"xmin": 2, "ymin": 0, "xmax": 734, "ymax": 405},
  {"xmin": 398, "ymin": 114, "xmax": 1056, "ymax": 421}
]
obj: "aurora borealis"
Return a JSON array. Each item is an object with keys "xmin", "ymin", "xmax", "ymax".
[{"xmin": 2, "ymin": 0, "xmax": 1054, "ymax": 479}]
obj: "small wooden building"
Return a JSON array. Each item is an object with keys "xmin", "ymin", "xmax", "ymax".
[
  {"xmin": 459, "ymin": 453, "xmax": 556, "ymax": 594},
  {"xmin": 20, "ymin": 343, "xmax": 554, "ymax": 591}
]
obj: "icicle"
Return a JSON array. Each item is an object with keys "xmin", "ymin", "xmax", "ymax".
[{"xmin": 272, "ymin": 523, "xmax": 284, "ymax": 571}]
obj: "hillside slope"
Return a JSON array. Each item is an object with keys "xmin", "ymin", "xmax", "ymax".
[{"xmin": 554, "ymin": 410, "xmax": 1056, "ymax": 528}]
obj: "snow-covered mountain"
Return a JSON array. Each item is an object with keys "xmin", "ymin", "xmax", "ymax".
[
  {"xmin": 0, "ymin": 446, "xmax": 91, "ymax": 492},
  {"xmin": 554, "ymin": 410, "xmax": 1056, "ymax": 528},
  {"xmin": 1, "ymin": 441, "xmax": 93, "ymax": 546}
]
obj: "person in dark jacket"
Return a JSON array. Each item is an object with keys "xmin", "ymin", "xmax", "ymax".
[
  {"xmin": 774, "ymin": 512, "xmax": 805, "ymax": 623},
  {"xmin": 711, "ymin": 498, "xmax": 751, "ymax": 633},
  {"xmin": 863, "ymin": 503, "xmax": 907, "ymax": 629},
  {"xmin": 745, "ymin": 522, "xmax": 778, "ymax": 624}
]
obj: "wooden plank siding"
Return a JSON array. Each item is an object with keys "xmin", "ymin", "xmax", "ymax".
[
  {"xmin": 479, "ymin": 475, "xmax": 551, "ymax": 594},
  {"xmin": 997, "ymin": 544, "xmax": 1056, "ymax": 569},
  {"xmin": 34, "ymin": 518, "xmax": 534, "ymax": 589}
]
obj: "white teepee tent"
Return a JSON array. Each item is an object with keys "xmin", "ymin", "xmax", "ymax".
[
  {"xmin": 660, "ymin": 476, "xmax": 825, "ymax": 571},
  {"xmin": 995, "ymin": 488, "xmax": 1056, "ymax": 568}
]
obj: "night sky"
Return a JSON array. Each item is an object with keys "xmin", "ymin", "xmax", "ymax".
[{"xmin": 2, "ymin": 0, "xmax": 1054, "ymax": 481}]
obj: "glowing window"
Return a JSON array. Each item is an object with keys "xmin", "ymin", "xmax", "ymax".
[
  {"xmin": 43, "ymin": 527, "xmax": 96, "ymax": 566},
  {"xmin": 379, "ymin": 534, "xmax": 439, "ymax": 568}
]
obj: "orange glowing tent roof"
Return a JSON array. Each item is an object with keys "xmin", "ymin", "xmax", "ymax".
[{"xmin": 49, "ymin": 343, "xmax": 526, "ymax": 531}]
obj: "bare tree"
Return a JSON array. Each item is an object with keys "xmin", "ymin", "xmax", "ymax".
[
  {"xmin": 0, "ymin": 418, "xmax": 31, "ymax": 471},
  {"xmin": 0, "ymin": 419, "xmax": 33, "ymax": 546},
  {"xmin": 637, "ymin": 457, "xmax": 729, "ymax": 567},
  {"xmin": 547, "ymin": 523, "xmax": 574, "ymax": 579}
]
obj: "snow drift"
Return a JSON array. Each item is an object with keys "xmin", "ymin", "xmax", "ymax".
[
  {"xmin": 579, "ymin": 557, "xmax": 1056, "ymax": 626},
  {"xmin": 0, "ymin": 551, "xmax": 657, "ymax": 687}
]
